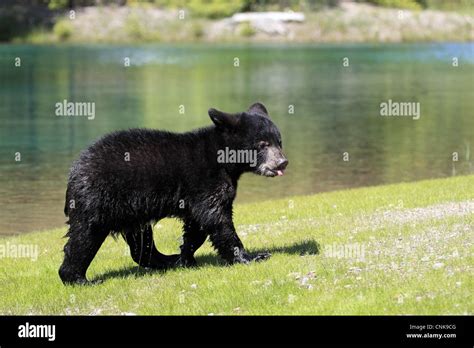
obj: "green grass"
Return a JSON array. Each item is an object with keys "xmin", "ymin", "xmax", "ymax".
[{"xmin": 0, "ymin": 175, "xmax": 472, "ymax": 315}]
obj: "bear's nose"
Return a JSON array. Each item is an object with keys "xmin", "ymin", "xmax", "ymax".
[{"xmin": 277, "ymin": 158, "xmax": 288, "ymax": 170}]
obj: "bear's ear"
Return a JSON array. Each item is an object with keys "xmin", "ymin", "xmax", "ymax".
[
  {"xmin": 208, "ymin": 108, "xmax": 240, "ymax": 129},
  {"xmin": 247, "ymin": 102, "xmax": 269, "ymax": 118}
]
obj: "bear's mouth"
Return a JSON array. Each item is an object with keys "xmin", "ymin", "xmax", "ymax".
[{"xmin": 263, "ymin": 168, "xmax": 285, "ymax": 177}]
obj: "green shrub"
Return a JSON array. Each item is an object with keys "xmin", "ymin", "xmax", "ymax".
[
  {"xmin": 125, "ymin": 15, "xmax": 145, "ymax": 40},
  {"xmin": 152, "ymin": 0, "xmax": 185, "ymax": 7},
  {"xmin": 239, "ymin": 22, "xmax": 256, "ymax": 37},
  {"xmin": 48, "ymin": 0, "xmax": 69, "ymax": 10},
  {"xmin": 422, "ymin": 0, "xmax": 474, "ymax": 14},
  {"xmin": 364, "ymin": 0, "xmax": 422, "ymax": 10},
  {"xmin": 191, "ymin": 22, "xmax": 205, "ymax": 39},
  {"xmin": 53, "ymin": 19, "xmax": 73, "ymax": 41},
  {"xmin": 187, "ymin": 0, "xmax": 248, "ymax": 19},
  {"xmin": 248, "ymin": 0, "xmax": 340, "ymax": 11},
  {"xmin": 125, "ymin": 15, "xmax": 162, "ymax": 42}
]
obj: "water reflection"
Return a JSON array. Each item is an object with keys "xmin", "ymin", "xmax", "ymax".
[{"xmin": 0, "ymin": 43, "xmax": 472, "ymax": 234}]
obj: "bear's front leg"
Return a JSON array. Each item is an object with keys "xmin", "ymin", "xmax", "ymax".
[
  {"xmin": 179, "ymin": 219, "xmax": 208, "ymax": 267},
  {"xmin": 209, "ymin": 218, "xmax": 271, "ymax": 265}
]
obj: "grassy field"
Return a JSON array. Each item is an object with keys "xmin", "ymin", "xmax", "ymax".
[{"xmin": 0, "ymin": 175, "xmax": 472, "ymax": 315}]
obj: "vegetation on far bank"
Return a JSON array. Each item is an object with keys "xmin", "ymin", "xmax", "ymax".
[
  {"xmin": 0, "ymin": 175, "xmax": 472, "ymax": 315},
  {"xmin": 1, "ymin": 0, "xmax": 473, "ymax": 44}
]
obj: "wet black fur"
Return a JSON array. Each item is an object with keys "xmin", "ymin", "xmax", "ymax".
[{"xmin": 59, "ymin": 103, "xmax": 288, "ymax": 285}]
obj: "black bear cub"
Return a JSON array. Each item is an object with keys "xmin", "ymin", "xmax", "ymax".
[{"xmin": 59, "ymin": 102, "xmax": 288, "ymax": 285}]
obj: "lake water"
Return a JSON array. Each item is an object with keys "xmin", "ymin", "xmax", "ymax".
[{"xmin": 0, "ymin": 43, "xmax": 473, "ymax": 235}]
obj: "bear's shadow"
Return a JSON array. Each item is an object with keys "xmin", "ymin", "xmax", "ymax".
[{"xmin": 93, "ymin": 239, "xmax": 320, "ymax": 283}]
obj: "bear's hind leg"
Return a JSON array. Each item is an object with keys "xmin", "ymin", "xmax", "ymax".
[
  {"xmin": 123, "ymin": 224, "xmax": 179, "ymax": 269},
  {"xmin": 59, "ymin": 224, "xmax": 108, "ymax": 285}
]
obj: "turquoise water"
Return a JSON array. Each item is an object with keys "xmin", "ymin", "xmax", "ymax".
[{"xmin": 0, "ymin": 43, "xmax": 473, "ymax": 234}]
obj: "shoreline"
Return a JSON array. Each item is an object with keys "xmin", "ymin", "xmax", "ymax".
[
  {"xmin": 5, "ymin": 3, "xmax": 473, "ymax": 44},
  {"xmin": 1, "ymin": 174, "xmax": 472, "ymax": 238},
  {"xmin": 2, "ymin": 41, "xmax": 473, "ymax": 47}
]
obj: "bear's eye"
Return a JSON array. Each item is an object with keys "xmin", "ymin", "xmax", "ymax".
[{"xmin": 258, "ymin": 141, "xmax": 270, "ymax": 148}]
